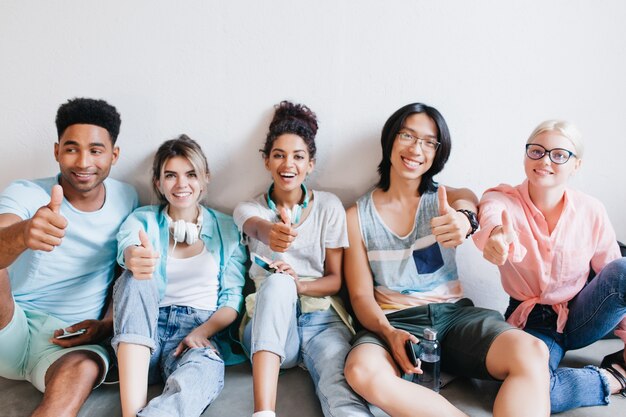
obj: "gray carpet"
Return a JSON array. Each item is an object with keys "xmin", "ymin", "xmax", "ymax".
[{"xmin": 1, "ymin": 339, "xmax": 623, "ymax": 417}]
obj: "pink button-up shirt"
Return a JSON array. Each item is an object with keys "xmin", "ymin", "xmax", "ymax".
[{"xmin": 473, "ymin": 180, "xmax": 625, "ymax": 342}]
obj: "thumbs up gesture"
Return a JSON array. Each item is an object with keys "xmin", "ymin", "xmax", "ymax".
[
  {"xmin": 23, "ymin": 185, "xmax": 68, "ymax": 251},
  {"xmin": 483, "ymin": 210, "xmax": 516, "ymax": 266},
  {"xmin": 123, "ymin": 229, "xmax": 160, "ymax": 279},
  {"xmin": 430, "ymin": 186, "xmax": 470, "ymax": 248},
  {"xmin": 268, "ymin": 207, "xmax": 298, "ymax": 253}
]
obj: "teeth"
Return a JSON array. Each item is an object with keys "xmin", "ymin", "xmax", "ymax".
[
  {"xmin": 173, "ymin": 192, "xmax": 191, "ymax": 197},
  {"xmin": 402, "ymin": 157, "xmax": 422, "ymax": 168},
  {"xmin": 280, "ymin": 173, "xmax": 296, "ymax": 178}
]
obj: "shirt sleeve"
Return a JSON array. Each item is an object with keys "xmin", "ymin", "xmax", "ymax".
[
  {"xmin": 233, "ymin": 199, "xmax": 265, "ymax": 232},
  {"xmin": 216, "ymin": 219, "xmax": 247, "ymax": 312},
  {"xmin": 589, "ymin": 202, "xmax": 621, "ymax": 273},
  {"xmin": 0, "ymin": 180, "xmax": 47, "ymax": 220},
  {"xmin": 116, "ymin": 210, "xmax": 150, "ymax": 268},
  {"xmin": 322, "ymin": 193, "xmax": 349, "ymax": 249}
]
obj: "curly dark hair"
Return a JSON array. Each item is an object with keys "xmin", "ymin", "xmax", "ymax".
[
  {"xmin": 260, "ymin": 101, "xmax": 318, "ymax": 159},
  {"xmin": 55, "ymin": 98, "xmax": 121, "ymax": 144},
  {"xmin": 377, "ymin": 103, "xmax": 451, "ymax": 195}
]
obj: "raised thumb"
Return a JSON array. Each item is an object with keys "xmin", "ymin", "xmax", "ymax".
[
  {"xmin": 138, "ymin": 229, "xmax": 152, "ymax": 250},
  {"xmin": 48, "ymin": 185, "xmax": 63, "ymax": 214},
  {"xmin": 438, "ymin": 185, "xmax": 453, "ymax": 215},
  {"xmin": 279, "ymin": 207, "xmax": 292, "ymax": 225},
  {"xmin": 501, "ymin": 210, "xmax": 515, "ymax": 244}
]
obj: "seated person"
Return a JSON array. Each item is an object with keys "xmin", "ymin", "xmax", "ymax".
[
  {"xmin": 343, "ymin": 102, "xmax": 551, "ymax": 417},
  {"xmin": 112, "ymin": 135, "xmax": 247, "ymax": 417},
  {"xmin": 0, "ymin": 98, "xmax": 138, "ymax": 417},
  {"xmin": 234, "ymin": 101, "xmax": 372, "ymax": 417},
  {"xmin": 473, "ymin": 120, "xmax": 626, "ymax": 412}
]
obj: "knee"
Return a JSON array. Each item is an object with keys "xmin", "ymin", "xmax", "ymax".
[
  {"xmin": 48, "ymin": 351, "xmax": 103, "ymax": 385},
  {"xmin": 257, "ymin": 273, "xmax": 297, "ymax": 302},
  {"xmin": 344, "ymin": 352, "xmax": 376, "ymax": 393},
  {"xmin": 507, "ymin": 333, "xmax": 549, "ymax": 375}
]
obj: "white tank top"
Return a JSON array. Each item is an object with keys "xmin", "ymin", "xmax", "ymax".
[{"xmin": 160, "ymin": 246, "xmax": 219, "ymax": 311}]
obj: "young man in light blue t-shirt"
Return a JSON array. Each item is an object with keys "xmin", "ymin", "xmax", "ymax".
[{"xmin": 0, "ymin": 98, "xmax": 138, "ymax": 417}]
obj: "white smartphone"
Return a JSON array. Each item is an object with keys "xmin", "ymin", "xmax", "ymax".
[
  {"xmin": 56, "ymin": 328, "xmax": 86, "ymax": 339},
  {"xmin": 251, "ymin": 252, "xmax": 276, "ymax": 273}
]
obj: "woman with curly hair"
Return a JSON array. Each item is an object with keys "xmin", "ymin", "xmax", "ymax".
[{"xmin": 234, "ymin": 101, "xmax": 373, "ymax": 417}]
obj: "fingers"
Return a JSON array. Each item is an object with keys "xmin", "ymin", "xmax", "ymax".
[
  {"xmin": 438, "ymin": 186, "xmax": 453, "ymax": 215},
  {"xmin": 431, "ymin": 210, "xmax": 467, "ymax": 248},
  {"xmin": 48, "ymin": 185, "xmax": 63, "ymax": 214},
  {"xmin": 126, "ymin": 230, "xmax": 159, "ymax": 279},
  {"xmin": 173, "ymin": 341, "xmax": 185, "ymax": 357},
  {"xmin": 269, "ymin": 222, "xmax": 298, "ymax": 252}
]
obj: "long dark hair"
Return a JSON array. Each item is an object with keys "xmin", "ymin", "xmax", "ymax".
[{"xmin": 376, "ymin": 103, "xmax": 451, "ymax": 195}]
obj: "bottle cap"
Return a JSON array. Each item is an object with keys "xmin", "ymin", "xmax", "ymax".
[{"xmin": 423, "ymin": 328, "xmax": 437, "ymax": 341}]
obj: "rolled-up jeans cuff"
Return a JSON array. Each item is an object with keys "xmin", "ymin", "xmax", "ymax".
[
  {"xmin": 593, "ymin": 365, "xmax": 612, "ymax": 405},
  {"xmin": 251, "ymin": 340, "xmax": 286, "ymax": 364},
  {"xmin": 111, "ymin": 333, "xmax": 156, "ymax": 355}
]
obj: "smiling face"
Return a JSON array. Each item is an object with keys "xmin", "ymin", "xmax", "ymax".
[
  {"xmin": 524, "ymin": 130, "xmax": 581, "ymax": 191},
  {"xmin": 264, "ymin": 133, "xmax": 315, "ymax": 193},
  {"xmin": 156, "ymin": 156, "xmax": 203, "ymax": 217},
  {"xmin": 54, "ymin": 124, "xmax": 119, "ymax": 200},
  {"xmin": 389, "ymin": 112, "xmax": 437, "ymax": 185}
]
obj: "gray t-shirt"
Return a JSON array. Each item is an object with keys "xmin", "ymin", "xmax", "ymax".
[{"xmin": 233, "ymin": 190, "xmax": 348, "ymax": 279}]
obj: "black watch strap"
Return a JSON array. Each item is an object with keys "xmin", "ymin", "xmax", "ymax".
[{"xmin": 457, "ymin": 209, "xmax": 479, "ymax": 238}]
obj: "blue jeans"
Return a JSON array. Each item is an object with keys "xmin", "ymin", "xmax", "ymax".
[
  {"xmin": 112, "ymin": 271, "xmax": 225, "ymax": 417},
  {"xmin": 505, "ymin": 258, "xmax": 626, "ymax": 413},
  {"xmin": 244, "ymin": 273, "xmax": 373, "ymax": 417}
]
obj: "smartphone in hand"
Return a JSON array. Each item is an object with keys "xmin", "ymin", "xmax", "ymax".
[
  {"xmin": 405, "ymin": 339, "xmax": 420, "ymax": 367},
  {"xmin": 56, "ymin": 328, "xmax": 86, "ymax": 339},
  {"xmin": 252, "ymin": 252, "xmax": 276, "ymax": 273}
]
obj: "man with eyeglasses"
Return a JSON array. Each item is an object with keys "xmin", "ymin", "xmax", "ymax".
[{"xmin": 474, "ymin": 120, "xmax": 626, "ymax": 413}]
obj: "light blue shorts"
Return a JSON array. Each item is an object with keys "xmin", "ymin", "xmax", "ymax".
[{"xmin": 0, "ymin": 301, "xmax": 109, "ymax": 392}]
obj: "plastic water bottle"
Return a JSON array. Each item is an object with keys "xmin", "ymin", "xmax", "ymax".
[{"xmin": 417, "ymin": 328, "xmax": 440, "ymax": 392}]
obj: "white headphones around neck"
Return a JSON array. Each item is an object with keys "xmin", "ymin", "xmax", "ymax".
[{"xmin": 164, "ymin": 207, "xmax": 203, "ymax": 245}]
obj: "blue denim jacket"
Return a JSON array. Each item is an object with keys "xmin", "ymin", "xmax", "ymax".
[{"xmin": 116, "ymin": 205, "xmax": 247, "ymax": 365}]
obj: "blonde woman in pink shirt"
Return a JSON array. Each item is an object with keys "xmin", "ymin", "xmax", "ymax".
[{"xmin": 474, "ymin": 120, "xmax": 626, "ymax": 413}]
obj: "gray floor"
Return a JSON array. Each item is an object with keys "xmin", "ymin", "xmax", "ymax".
[{"xmin": 1, "ymin": 339, "xmax": 624, "ymax": 417}]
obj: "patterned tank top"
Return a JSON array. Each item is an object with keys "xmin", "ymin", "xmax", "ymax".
[{"xmin": 356, "ymin": 189, "xmax": 463, "ymax": 308}]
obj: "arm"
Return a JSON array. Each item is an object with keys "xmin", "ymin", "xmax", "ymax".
[
  {"xmin": 173, "ymin": 306, "xmax": 239, "ymax": 356},
  {"xmin": 235, "ymin": 201, "xmax": 297, "ymax": 253},
  {"xmin": 276, "ymin": 247, "xmax": 343, "ymax": 297},
  {"xmin": 344, "ymin": 206, "xmax": 419, "ymax": 374},
  {"xmin": 0, "ymin": 185, "xmax": 67, "ymax": 269}
]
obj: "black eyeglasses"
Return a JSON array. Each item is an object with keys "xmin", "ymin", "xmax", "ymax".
[{"xmin": 525, "ymin": 143, "xmax": 576, "ymax": 165}]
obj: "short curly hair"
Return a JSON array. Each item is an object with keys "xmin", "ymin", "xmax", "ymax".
[
  {"xmin": 260, "ymin": 101, "xmax": 318, "ymax": 159},
  {"xmin": 55, "ymin": 98, "xmax": 121, "ymax": 144}
]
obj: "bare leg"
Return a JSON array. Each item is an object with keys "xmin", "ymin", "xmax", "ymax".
[
  {"xmin": 486, "ymin": 330, "xmax": 550, "ymax": 417},
  {"xmin": 118, "ymin": 342, "xmax": 151, "ymax": 417},
  {"xmin": 30, "ymin": 351, "xmax": 102, "ymax": 417},
  {"xmin": 252, "ymin": 350, "xmax": 281, "ymax": 412},
  {"xmin": 0, "ymin": 268, "xmax": 14, "ymax": 329},
  {"xmin": 345, "ymin": 344, "xmax": 467, "ymax": 417}
]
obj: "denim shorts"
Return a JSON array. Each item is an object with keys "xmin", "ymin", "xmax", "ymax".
[
  {"xmin": 0, "ymin": 301, "xmax": 109, "ymax": 392},
  {"xmin": 352, "ymin": 298, "xmax": 514, "ymax": 379}
]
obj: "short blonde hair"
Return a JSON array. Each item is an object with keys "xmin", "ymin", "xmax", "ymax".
[
  {"xmin": 527, "ymin": 120, "xmax": 584, "ymax": 158},
  {"xmin": 152, "ymin": 134, "xmax": 210, "ymax": 204}
]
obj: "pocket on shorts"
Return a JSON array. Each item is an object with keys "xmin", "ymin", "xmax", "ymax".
[{"xmin": 412, "ymin": 243, "xmax": 444, "ymax": 274}]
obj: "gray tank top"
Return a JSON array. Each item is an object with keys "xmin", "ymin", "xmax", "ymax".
[{"xmin": 356, "ymin": 189, "xmax": 459, "ymax": 295}]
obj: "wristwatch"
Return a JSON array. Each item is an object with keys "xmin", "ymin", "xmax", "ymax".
[{"xmin": 457, "ymin": 209, "xmax": 479, "ymax": 238}]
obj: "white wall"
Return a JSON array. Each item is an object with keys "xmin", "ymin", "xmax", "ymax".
[{"xmin": 1, "ymin": 1, "xmax": 624, "ymax": 312}]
